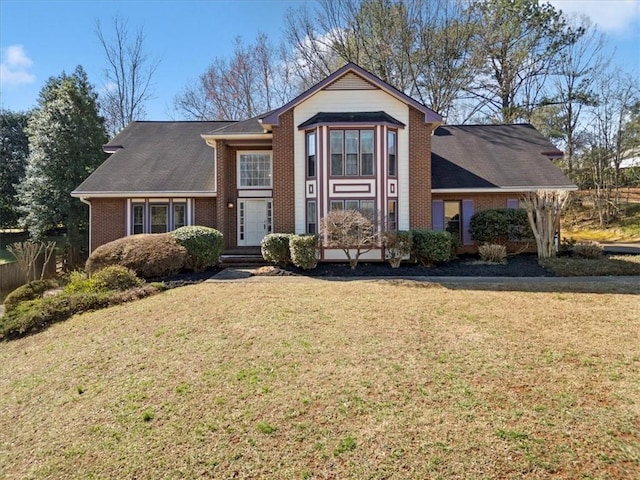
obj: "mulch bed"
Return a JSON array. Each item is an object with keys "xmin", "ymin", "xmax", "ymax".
[{"xmin": 286, "ymin": 253, "xmax": 553, "ymax": 277}]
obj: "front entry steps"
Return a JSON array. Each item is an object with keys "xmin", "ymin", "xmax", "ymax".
[{"xmin": 220, "ymin": 248, "xmax": 267, "ymax": 268}]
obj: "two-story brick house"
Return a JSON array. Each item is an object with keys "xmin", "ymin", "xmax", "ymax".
[{"xmin": 72, "ymin": 63, "xmax": 575, "ymax": 259}]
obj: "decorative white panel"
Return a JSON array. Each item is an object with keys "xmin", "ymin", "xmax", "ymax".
[
  {"xmin": 387, "ymin": 179, "xmax": 398, "ymax": 197},
  {"xmin": 305, "ymin": 180, "xmax": 317, "ymax": 198},
  {"xmin": 239, "ymin": 189, "xmax": 272, "ymax": 198},
  {"xmin": 330, "ymin": 179, "xmax": 376, "ymax": 196}
]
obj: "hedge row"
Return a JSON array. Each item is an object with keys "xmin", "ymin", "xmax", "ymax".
[{"xmin": 261, "ymin": 229, "xmax": 454, "ymax": 269}]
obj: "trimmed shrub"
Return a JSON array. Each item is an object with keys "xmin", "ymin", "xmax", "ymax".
[
  {"xmin": 3, "ymin": 279, "xmax": 59, "ymax": 314},
  {"xmin": 86, "ymin": 233, "xmax": 188, "ymax": 278},
  {"xmin": 65, "ymin": 266, "xmax": 143, "ymax": 295},
  {"xmin": 469, "ymin": 208, "xmax": 532, "ymax": 244},
  {"xmin": 411, "ymin": 229, "xmax": 452, "ymax": 266},
  {"xmin": 171, "ymin": 226, "xmax": 224, "ymax": 271},
  {"xmin": 289, "ymin": 235, "xmax": 319, "ymax": 270},
  {"xmin": 478, "ymin": 244, "xmax": 507, "ymax": 263},
  {"xmin": 573, "ymin": 242, "xmax": 603, "ymax": 259},
  {"xmin": 261, "ymin": 233, "xmax": 294, "ymax": 266},
  {"xmin": 92, "ymin": 265, "xmax": 143, "ymax": 291},
  {"xmin": 64, "ymin": 270, "xmax": 106, "ymax": 295},
  {"xmin": 381, "ymin": 230, "xmax": 413, "ymax": 268},
  {"xmin": 0, "ymin": 284, "xmax": 161, "ymax": 340}
]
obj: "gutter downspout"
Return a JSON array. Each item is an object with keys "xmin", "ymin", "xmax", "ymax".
[{"xmin": 79, "ymin": 197, "xmax": 92, "ymax": 255}]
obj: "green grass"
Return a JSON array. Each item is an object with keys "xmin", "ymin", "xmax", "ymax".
[{"xmin": 1, "ymin": 280, "xmax": 639, "ymax": 479}]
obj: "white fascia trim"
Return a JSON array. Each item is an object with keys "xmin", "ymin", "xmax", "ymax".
[
  {"xmin": 431, "ymin": 186, "xmax": 578, "ymax": 193},
  {"xmin": 202, "ymin": 133, "xmax": 273, "ymax": 142},
  {"xmin": 71, "ymin": 191, "xmax": 217, "ymax": 198}
]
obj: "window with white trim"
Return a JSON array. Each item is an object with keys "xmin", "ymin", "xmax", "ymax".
[
  {"xmin": 173, "ymin": 203, "xmax": 186, "ymax": 229},
  {"xmin": 388, "ymin": 130, "xmax": 397, "ymax": 177},
  {"xmin": 329, "ymin": 129, "xmax": 374, "ymax": 177},
  {"xmin": 132, "ymin": 204, "xmax": 145, "ymax": 234},
  {"xmin": 307, "ymin": 201, "xmax": 317, "ymax": 234},
  {"xmin": 238, "ymin": 152, "xmax": 272, "ymax": 188},
  {"xmin": 130, "ymin": 200, "xmax": 189, "ymax": 234},
  {"xmin": 306, "ymin": 131, "xmax": 316, "ymax": 178},
  {"xmin": 150, "ymin": 205, "xmax": 169, "ymax": 233},
  {"xmin": 387, "ymin": 200, "xmax": 397, "ymax": 230}
]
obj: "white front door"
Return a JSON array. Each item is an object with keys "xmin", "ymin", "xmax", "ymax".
[{"xmin": 238, "ymin": 199, "xmax": 272, "ymax": 246}]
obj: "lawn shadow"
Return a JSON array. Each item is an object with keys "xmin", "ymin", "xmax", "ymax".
[{"xmin": 313, "ymin": 276, "xmax": 640, "ymax": 295}]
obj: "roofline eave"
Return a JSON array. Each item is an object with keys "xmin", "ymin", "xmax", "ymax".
[
  {"xmin": 71, "ymin": 191, "xmax": 218, "ymax": 198},
  {"xmin": 431, "ymin": 186, "xmax": 578, "ymax": 193}
]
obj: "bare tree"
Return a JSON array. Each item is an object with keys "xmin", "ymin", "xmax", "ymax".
[
  {"xmin": 284, "ymin": 0, "xmax": 477, "ymax": 120},
  {"xmin": 545, "ymin": 16, "xmax": 609, "ymax": 173},
  {"xmin": 96, "ymin": 16, "xmax": 160, "ymax": 135},
  {"xmin": 320, "ymin": 208, "xmax": 379, "ymax": 269},
  {"xmin": 582, "ymin": 69, "xmax": 640, "ymax": 225},
  {"xmin": 173, "ymin": 34, "xmax": 296, "ymax": 121}
]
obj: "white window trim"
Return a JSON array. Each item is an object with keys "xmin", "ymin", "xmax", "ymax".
[{"xmin": 237, "ymin": 150, "xmax": 273, "ymax": 189}]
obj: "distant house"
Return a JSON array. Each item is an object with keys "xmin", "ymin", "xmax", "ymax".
[{"xmin": 72, "ymin": 63, "xmax": 575, "ymax": 259}]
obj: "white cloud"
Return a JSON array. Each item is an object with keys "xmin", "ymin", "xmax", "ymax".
[
  {"xmin": 549, "ymin": 0, "xmax": 640, "ymax": 33},
  {"xmin": 0, "ymin": 44, "xmax": 36, "ymax": 87}
]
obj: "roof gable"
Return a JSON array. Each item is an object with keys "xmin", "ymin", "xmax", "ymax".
[{"xmin": 261, "ymin": 63, "xmax": 442, "ymax": 126}]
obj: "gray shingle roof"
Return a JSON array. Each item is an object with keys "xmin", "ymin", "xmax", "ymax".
[
  {"xmin": 431, "ymin": 124, "xmax": 573, "ymax": 189},
  {"xmin": 207, "ymin": 113, "xmax": 271, "ymax": 135},
  {"xmin": 73, "ymin": 121, "xmax": 233, "ymax": 195},
  {"xmin": 298, "ymin": 111, "xmax": 405, "ymax": 129}
]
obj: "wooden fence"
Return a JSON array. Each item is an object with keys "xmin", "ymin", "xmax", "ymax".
[{"xmin": 0, "ymin": 255, "xmax": 57, "ymax": 301}]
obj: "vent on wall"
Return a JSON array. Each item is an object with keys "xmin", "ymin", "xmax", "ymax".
[{"xmin": 324, "ymin": 72, "xmax": 378, "ymax": 90}]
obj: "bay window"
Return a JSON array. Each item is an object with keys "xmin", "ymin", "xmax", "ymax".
[{"xmin": 329, "ymin": 129, "xmax": 374, "ymax": 176}]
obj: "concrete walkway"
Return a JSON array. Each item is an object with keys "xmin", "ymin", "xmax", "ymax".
[{"xmin": 600, "ymin": 242, "xmax": 640, "ymax": 255}]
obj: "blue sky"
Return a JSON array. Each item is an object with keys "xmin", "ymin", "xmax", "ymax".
[{"xmin": 1, "ymin": 0, "xmax": 639, "ymax": 120}]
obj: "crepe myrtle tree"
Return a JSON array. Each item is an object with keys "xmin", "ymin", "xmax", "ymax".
[
  {"xmin": 320, "ymin": 208, "xmax": 379, "ymax": 269},
  {"xmin": 521, "ymin": 190, "xmax": 569, "ymax": 258}
]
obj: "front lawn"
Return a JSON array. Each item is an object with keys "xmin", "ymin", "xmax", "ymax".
[
  {"xmin": 541, "ymin": 254, "xmax": 640, "ymax": 276},
  {"xmin": 1, "ymin": 280, "xmax": 638, "ymax": 479}
]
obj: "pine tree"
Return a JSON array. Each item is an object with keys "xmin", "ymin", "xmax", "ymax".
[{"xmin": 17, "ymin": 66, "xmax": 107, "ymax": 267}]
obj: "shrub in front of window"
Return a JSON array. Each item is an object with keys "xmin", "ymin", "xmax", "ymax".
[
  {"xmin": 381, "ymin": 230, "xmax": 413, "ymax": 268},
  {"xmin": 469, "ymin": 208, "xmax": 532, "ymax": 245},
  {"xmin": 289, "ymin": 235, "xmax": 319, "ymax": 270},
  {"xmin": 410, "ymin": 229, "xmax": 452, "ymax": 266},
  {"xmin": 320, "ymin": 209, "xmax": 379, "ymax": 269},
  {"xmin": 2, "ymin": 279, "xmax": 59, "ymax": 315},
  {"xmin": 572, "ymin": 242, "xmax": 603, "ymax": 259},
  {"xmin": 86, "ymin": 233, "xmax": 189, "ymax": 278},
  {"xmin": 261, "ymin": 233, "xmax": 294, "ymax": 266},
  {"xmin": 478, "ymin": 244, "xmax": 507, "ymax": 263},
  {"xmin": 171, "ymin": 226, "xmax": 224, "ymax": 271}
]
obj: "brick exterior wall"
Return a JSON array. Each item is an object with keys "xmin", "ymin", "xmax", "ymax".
[
  {"xmin": 216, "ymin": 140, "xmax": 235, "ymax": 249},
  {"xmin": 194, "ymin": 198, "xmax": 217, "ymax": 228},
  {"xmin": 272, "ymin": 110, "xmax": 296, "ymax": 233},
  {"xmin": 90, "ymin": 198, "xmax": 126, "ymax": 252},
  {"xmin": 432, "ymin": 192, "xmax": 535, "ymax": 253},
  {"xmin": 408, "ymin": 107, "xmax": 434, "ymax": 229}
]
